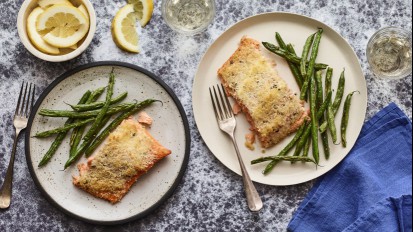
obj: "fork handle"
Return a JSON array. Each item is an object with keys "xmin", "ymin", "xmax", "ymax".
[
  {"xmin": 230, "ymin": 135, "xmax": 263, "ymax": 212},
  {"xmin": 0, "ymin": 128, "xmax": 22, "ymax": 209}
]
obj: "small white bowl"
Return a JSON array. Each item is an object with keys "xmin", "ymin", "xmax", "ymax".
[{"xmin": 17, "ymin": 0, "xmax": 97, "ymax": 62}]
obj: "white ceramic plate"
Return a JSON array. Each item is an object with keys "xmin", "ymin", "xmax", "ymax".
[
  {"xmin": 25, "ymin": 62, "xmax": 190, "ymax": 224},
  {"xmin": 192, "ymin": 12, "xmax": 367, "ymax": 186}
]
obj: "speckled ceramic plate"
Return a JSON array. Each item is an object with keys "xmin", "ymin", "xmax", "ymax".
[
  {"xmin": 193, "ymin": 12, "xmax": 367, "ymax": 186},
  {"xmin": 25, "ymin": 62, "xmax": 190, "ymax": 225}
]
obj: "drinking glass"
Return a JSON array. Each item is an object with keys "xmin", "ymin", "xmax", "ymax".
[
  {"xmin": 366, "ymin": 27, "xmax": 412, "ymax": 80},
  {"xmin": 161, "ymin": 0, "xmax": 216, "ymax": 35}
]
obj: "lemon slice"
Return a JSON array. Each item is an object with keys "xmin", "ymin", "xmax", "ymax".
[
  {"xmin": 112, "ymin": 4, "xmax": 139, "ymax": 53},
  {"xmin": 128, "ymin": 0, "xmax": 153, "ymax": 27},
  {"xmin": 38, "ymin": 0, "xmax": 73, "ymax": 9},
  {"xmin": 27, "ymin": 7, "xmax": 60, "ymax": 55},
  {"xmin": 77, "ymin": 4, "xmax": 89, "ymax": 21},
  {"xmin": 37, "ymin": 4, "xmax": 89, "ymax": 48}
]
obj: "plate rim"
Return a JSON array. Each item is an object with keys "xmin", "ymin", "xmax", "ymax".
[
  {"xmin": 24, "ymin": 61, "xmax": 191, "ymax": 225},
  {"xmin": 192, "ymin": 12, "xmax": 367, "ymax": 186}
]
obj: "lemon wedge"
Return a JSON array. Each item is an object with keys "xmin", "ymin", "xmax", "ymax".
[
  {"xmin": 38, "ymin": 0, "xmax": 73, "ymax": 9},
  {"xmin": 27, "ymin": 7, "xmax": 60, "ymax": 55},
  {"xmin": 128, "ymin": 0, "xmax": 153, "ymax": 27},
  {"xmin": 36, "ymin": 4, "xmax": 89, "ymax": 48},
  {"xmin": 112, "ymin": 4, "xmax": 139, "ymax": 53}
]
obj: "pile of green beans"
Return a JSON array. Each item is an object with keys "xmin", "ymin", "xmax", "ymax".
[
  {"xmin": 253, "ymin": 30, "xmax": 358, "ymax": 175},
  {"xmin": 36, "ymin": 70, "xmax": 157, "ymax": 169}
]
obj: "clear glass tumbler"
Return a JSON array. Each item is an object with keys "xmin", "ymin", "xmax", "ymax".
[
  {"xmin": 161, "ymin": 0, "xmax": 216, "ymax": 35},
  {"xmin": 366, "ymin": 27, "xmax": 412, "ymax": 80}
]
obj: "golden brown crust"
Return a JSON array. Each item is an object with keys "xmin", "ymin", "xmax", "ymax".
[
  {"xmin": 218, "ymin": 36, "xmax": 307, "ymax": 148},
  {"xmin": 73, "ymin": 118, "xmax": 171, "ymax": 203}
]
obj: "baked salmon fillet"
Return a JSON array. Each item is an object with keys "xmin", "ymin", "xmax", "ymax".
[
  {"xmin": 73, "ymin": 118, "xmax": 171, "ymax": 204},
  {"xmin": 217, "ymin": 36, "xmax": 308, "ymax": 148}
]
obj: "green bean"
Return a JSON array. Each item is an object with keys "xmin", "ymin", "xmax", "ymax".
[
  {"xmin": 69, "ymin": 92, "xmax": 128, "ymax": 112},
  {"xmin": 302, "ymin": 136, "xmax": 312, "ymax": 158},
  {"xmin": 258, "ymin": 123, "xmax": 308, "ymax": 174},
  {"xmin": 38, "ymin": 91, "xmax": 91, "ymax": 167},
  {"xmin": 321, "ymin": 68, "xmax": 333, "ymax": 160},
  {"xmin": 326, "ymin": 105, "xmax": 338, "ymax": 144},
  {"xmin": 262, "ymin": 42, "xmax": 328, "ymax": 70},
  {"xmin": 309, "ymin": 74, "xmax": 319, "ymax": 164},
  {"xmin": 319, "ymin": 120, "xmax": 328, "ymax": 132},
  {"xmin": 307, "ymin": 29, "xmax": 323, "ymax": 81},
  {"xmin": 84, "ymin": 99, "xmax": 157, "ymax": 157},
  {"xmin": 39, "ymin": 102, "xmax": 135, "ymax": 118},
  {"xmin": 89, "ymin": 87, "xmax": 106, "ymax": 101},
  {"xmin": 286, "ymin": 44, "xmax": 304, "ymax": 88},
  {"xmin": 251, "ymin": 156, "xmax": 317, "ymax": 165},
  {"xmin": 65, "ymin": 71, "xmax": 116, "ymax": 169},
  {"xmin": 293, "ymin": 134, "xmax": 310, "ymax": 164},
  {"xmin": 320, "ymin": 130, "xmax": 330, "ymax": 160},
  {"xmin": 274, "ymin": 33, "xmax": 304, "ymax": 88},
  {"xmin": 325, "ymin": 67, "xmax": 333, "ymax": 99},
  {"xmin": 70, "ymin": 124, "xmax": 85, "ymax": 158},
  {"xmin": 341, "ymin": 91, "xmax": 359, "ymax": 147},
  {"xmin": 300, "ymin": 33, "xmax": 316, "ymax": 83},
  {"xmin": 332, "ymin": 70, "xmax": 346, "ymax": 114},
  {"xmin": 34, "ymin": 118, "xmax": 94, "ymax": 138},
  {"xmin": 69, "ymin": 88, "xmax": 106, "ymax": 156},
  {"xmin": 300, "ymin": 29, "xmax": 323, "ymax": 100},
  {"xmin": 275, "ymin": 32, "xmax": 287, "ymax": 48},
  {"xmin": 293, "ymin": 122, "xmax": 311, "ymax": 159},
  {"xmin": 299, "ymin": 76, "xmax": 310, "ymax": 101},
  {"xmin": 286, "ymin": 43, "xmax": 297, "ymax": 54},
  {"xmin": 294, "ymin": 125, "xmax": 310, "ymax": 157},
  {"xmin": 319, "ymin": 70, "xmax": 346, "ymax": 133},
  {"xmin": 315, "ymin": 70, "xmax": 324, "ymax": 109}
]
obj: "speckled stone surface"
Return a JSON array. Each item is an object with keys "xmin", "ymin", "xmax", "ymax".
[{"xmin": 0, "ymin": 0, "xmax": 411, "ymax": 231}]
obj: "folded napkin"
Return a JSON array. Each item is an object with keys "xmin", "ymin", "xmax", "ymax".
[{"xmin": 288, "ymin": 103, "xmax": 412, "ymax": 232}]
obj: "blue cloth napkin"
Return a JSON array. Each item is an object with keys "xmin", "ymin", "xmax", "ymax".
[{"xmin": 288, "ymin": 103, "xmax": 412, "ymax": 232}]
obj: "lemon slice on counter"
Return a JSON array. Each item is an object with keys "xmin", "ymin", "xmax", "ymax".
[
  {"xmin": 36, "ymin": 4, "xmax": 89, "ymax": 48},
  {"xmin": 127, "ymin": 0, "xmax": 154, "ymax": 27},
  {"xmin": 38, "ymin": 0, "xmax": 73, "ymax": 9},
  {"xmin": 112, "ymin": 4, "xmax": 139, "ymax": 53},
  {"xmin": 27, "ymin": 7, "xmax": 60, "ymax": 55}
]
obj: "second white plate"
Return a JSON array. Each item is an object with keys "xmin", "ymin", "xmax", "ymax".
[{"xmin": 192, "ymin": 12, "xmax": 367, "ymax": 186}]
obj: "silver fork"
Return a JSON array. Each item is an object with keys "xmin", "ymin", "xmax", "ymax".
[
  {"xmin": 0, "ymin": 82, "xmax": 35, "ymax": 209},
  {"xmin": 209, "ymin": 84, "xmax": 263, "ymax": 212}
]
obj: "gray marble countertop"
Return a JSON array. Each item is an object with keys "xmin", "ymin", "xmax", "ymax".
[{"xmin": 0, "ymin": 0, "xmax": 411, "ymax": 231}]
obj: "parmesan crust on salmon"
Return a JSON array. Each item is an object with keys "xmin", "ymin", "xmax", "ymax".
[
  {"xmin": 73, "ymin": 118, "xmax": 171, "ymax": 203},
  {"xmin": 217, "ymin": 36, "xmax": 308, "ymax": 148}
]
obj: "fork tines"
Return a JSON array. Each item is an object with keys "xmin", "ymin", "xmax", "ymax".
[
  {"xmin": 209, "ymin": 84, "xmax": 234, "ymax": 121},
  {"xmin": 15, "ymin": 82, "xmax": 35, "ymax": 118}
]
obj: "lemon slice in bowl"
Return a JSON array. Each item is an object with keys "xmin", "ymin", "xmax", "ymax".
[
  {"xmin": 36, "ymin": 4, "xmax": 89, "ymax": 48},
  {"xmin": 27, "ymin": 7, "xmax": 60, "ymax": 55},
  {"xmin": 38, "ymin": 0, "xmax": 73, "ymax": 9},
  {"xmin": 112, "ymin": 4, "xmax": 139, "ymax": 53},
  {"xmin": 128, "ymin": 0, "xmax": 154, "ymax": 27},
  {"xmin": 77, "ymin": 4, "xmax": 89, "ymax": 21}
]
